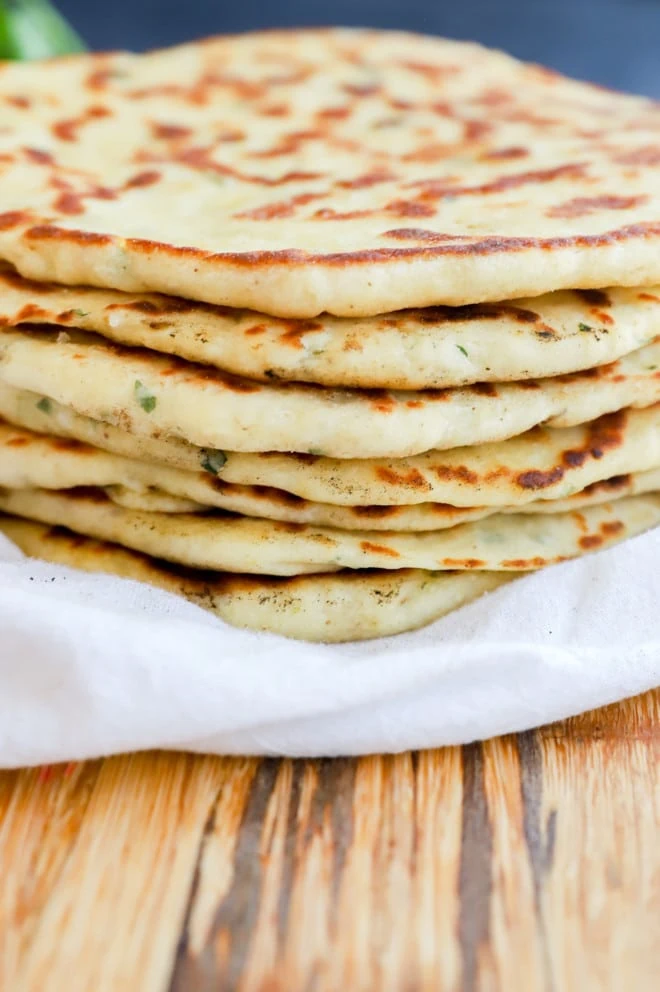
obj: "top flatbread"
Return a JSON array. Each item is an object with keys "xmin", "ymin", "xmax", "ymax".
[{"xmin": 2, "ymin": 29, "xmax": 660, "ymax": 316}]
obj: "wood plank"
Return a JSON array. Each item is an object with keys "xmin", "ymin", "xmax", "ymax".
[{"xmin": 0, "ymin": 690, "xmax": 657, "ymax": 992}]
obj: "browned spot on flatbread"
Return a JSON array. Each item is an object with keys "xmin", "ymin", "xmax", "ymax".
[
  {"xmin": 580, "ymin": 474, "xmax": 631, "ymax": 496},
  {"xmin": 251, "ymin": 128, "xmax": 325, "ymax": 159},
  {"xmin": 317, "ymin": 105, "xmax": 351, "ymax": 120},
  {"xmin": 25, "ymin": 225, "xmax": 113, "ymax": 246},
  {"xmin": 470, "ymin": 382, "xmax": 498, "ymax": 397},
  {"xmin": 578, "ymin": 534, "xmax": 603, "ymax": 550},
  {"xmin": 352, "ymin": 505, "xmax": 399, "ymax": 519},
  {"xmin": 434, "ymin": 465, "xmax": 479, "ymax": 485},
  {"xmin": 501, "ymin": 556, "xmax": 550, "ymax": 568},
  {"xmin": 15, "ymin": 303, "xmax": 50, "ymax": 321},
  {"xmin": 314, "ymin": 208, "xmax": 373, "ymax": 221},
  {"xmin": 52, "ymin": 104, "xmax": 112, "ymax": 142},
  {"xmin": 277, "ymin": 319, "xmax": 323, "ymax": 348},
  {"xmin": 189, "ymin": 368, "xmax": 262, "ymax": 394},
  {"xmin": 277, "ymin": 521, "xmax": 308, "ymax": 533},
  {"xmin": 173, "ymin": 144, "xmax": 321, "ymax": 187},
  {"xmin": 463, "ymin": 119, "xmax": 492, "ymax": 143},
  {"xmin": 360, "ymin": 541, "xmax": 400, "ymax": 558},
  {"xmin": 402, "ymin": 60, "xmax": 461, "ymax": 81},
  {"xmin": 575, "ymin": 289, "xmax": 611, "ymax": 307},
  {"xmin": 367, "ymin": 391, "xmax": 396, "ymax": 413},
  {"xmin": 150, "ymin": 122, "xmax": 193, "ymax": 140},
  {"xmin": 601, "ymin": 520, "xmax": 624, "ymax": 536},
  {"xmin": 337, "ymin": 169, "xmax": 394, "ymax": 189},
  {"xmin": 430, "ymin": 503, "xmax": 473, "ymax": 516},
  {"xmin": 563, "ymin": 410, "xmax": 627, "ymax": 466},
  {"xmin": 482, "ymin": 146, "xmax": 528, "ymax": 161},
  {"xmin": 484, "ymin": 467, "xmax": 508, "ymax": 482},
  {"xmin": 46, "ymin": 525, "xmax": 88, "ymax": 548},
  {"xmin": 6, "ymin": 437, "xmax": 29, "ymax": 447},
  {"xmin": 260, "ymin": 103, "xmax": 289, "ymax": 117},
  {"xmin": 442, "ymin": 557, "xmax": 485, "ymax": 568},
  {"xmin": 86, "ymin": 67, "xmax": 123, "ymax": 90},
  {"xmin": 342, "ymin": 83, "xmax": 380, "ymax": 98},
  {"xmin": 0, "ymin": 211, "xmax": 29, "ymax": 230},
  {"xmin": 62, "ymin": 486, "xmax": 109, "ymax": 502},
  {"xmin": 616, "ymin": 146, "xmax": 660, "ymax": 166},
  {"xmin": 250, "ymin": 485, "xmax": 307, "ymax": 507},
  {"xmin": 23, "ymin": 147, "xmax": 54, "ymax": 165},
  {"xmin": 572, "ymin": 512, "xmax": 589, "ymax": 534},
  {"xmin": 416, "ymin": 303, "xmax": 540, "ymax": 325},
  {"xmin": 235, "ymin": 192, "xmax": 324, "ymax": 221},
  {"xmin": 547, "ymin": 195, "xmax": 647, "ymax": 218},
  {"xmin": 638, "ymin": 292, "xmax": 660, "ymax": 303},
  {"xmin": 6, "ymin": 94, "xmax": 31, "ymax": 109},
  {"xmin": 51, "ymin": 438, "xmax": 92, "ymax": 453},
  {"xmin": 516, "ymin": 466, "xmax": 565, "ymax": 490},
  {"xmin": 385, "ymin": 200, "xmax": 436, "ymax": 218},
  {"xmin": 376, "ymin": 466, "xmax": 430, "ymax": 489},
  {"xmin": 412, "ymin": 163, "xmax": 587, "ymax": 201},
  {"xmin": 125, "ymin": 170, "xmax": 161, "ymax": 189}
]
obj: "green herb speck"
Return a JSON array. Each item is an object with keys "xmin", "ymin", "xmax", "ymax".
[
  {"xmin": 648, "ymin": 365, "xmax": 658, "ymax": 371},
  {"xmin": 307, "ymin": 447, "xmax": 324, "ymax": 456},
  {"xmin": 201, "ymin": 449, "xmax": 227, "ymax": 475},
  {"xmin": 36, "ymin": 397, "xmax": 52, "ymax": 415},
  {"xmin": 456, "ymin": 345, "xmax": 469, "ymax": 358},
  {"xmin": 73, "ymin": 309, "xmax": 89, "ymax": 318},
  {"xmin": 578, "ymin": 323, "xmax": 593, "ymax": 333},
  {"xmin": 134, "ymin": 380, "xmax": 157, "ymax": 413},
  {"xmin": 264, "ymin": 369, "xmax": 279, "ymax": 379}
]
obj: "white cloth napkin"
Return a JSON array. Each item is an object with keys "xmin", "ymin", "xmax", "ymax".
[{"xmin": 0, "ymin": 527, "xmax": 658, "ymax": 767}]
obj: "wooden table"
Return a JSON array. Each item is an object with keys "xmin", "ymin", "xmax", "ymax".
[{"xmin": 1, "ymin": 689, "xmax": 658, "ymax": 992}]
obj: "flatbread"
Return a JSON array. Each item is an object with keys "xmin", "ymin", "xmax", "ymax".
[
  {"xmin": 0, "ymin": 516, "xmax": 511, "ymax": 642},
  {"xmin": 1, "ymin": 487, "xmax": 657, "ymax": 575},
  {"xmin": 2, "ymin": 326, "xmax": 660, "ymax": 458},
  {"xmin": 0, "ymin": 383, "xmax": 205, "ymax": 474},
  {"xmin": 1, "ymin": 266, "xmax": 659, "ymax": 389},
  {"xmin": 3, "ymin": 416, "xmax": 660, "ymax": 528},
  {"xmin": 106, "ymin": 487, "xmax": 204, "ymax": 514},
  {"xmin": 2, "ymin": 384, "xmax": 660, "ymax": 507},
  {"xmin": 3, "ymin": 31, "xmax": 660, "ymax": 316},
  {"xmin": 104, "ymin": 469, "xmax": 660, "ymax": 527}
]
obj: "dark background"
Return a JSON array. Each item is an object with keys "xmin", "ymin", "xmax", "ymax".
[{"xmin": 56, "ymin": 0, "xmax": 660, "ymax": 97}]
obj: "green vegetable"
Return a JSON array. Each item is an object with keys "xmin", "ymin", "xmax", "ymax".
[
  {"xmin": 73, "ymin": 308, "xmax": 89, "ymax": 318},
  {"xmin": 200, "ymin": 450, "xmax": 227, "ymax": 475},
  {"xmin": 134, "ymin": 380, "xmax": 157, "ymax": 413},
  {"xmin": 579, "ymin": 322, "xmax": 608, "ymax": 338},
  {"xmin": 456, "ymin": 345, "xmax": 469, "ymax": 358},
  {"xmin": 36, "ymin": 396, "xmax": 51, "ymax": 414},
  {"xmin": 0, "ymin": 0, "xmax": 86, "ymax": 60},
  {"xmin": 307, "ymin": 447, "xmax": 325, "ymax": 456}
]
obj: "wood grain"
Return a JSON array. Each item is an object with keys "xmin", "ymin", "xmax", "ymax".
[{"xmin": 0, "ymin": 691, "xmax": 658, "ymax": 992}]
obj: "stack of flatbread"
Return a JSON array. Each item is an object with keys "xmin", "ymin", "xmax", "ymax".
[{"xmin": 1, "ymin": 28, "xmax": 660, "ymax": 641}]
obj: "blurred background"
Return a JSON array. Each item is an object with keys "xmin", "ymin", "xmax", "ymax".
[{"xmin": 54, "ymin": 0, "xmax": 660, "ymax": 98}]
